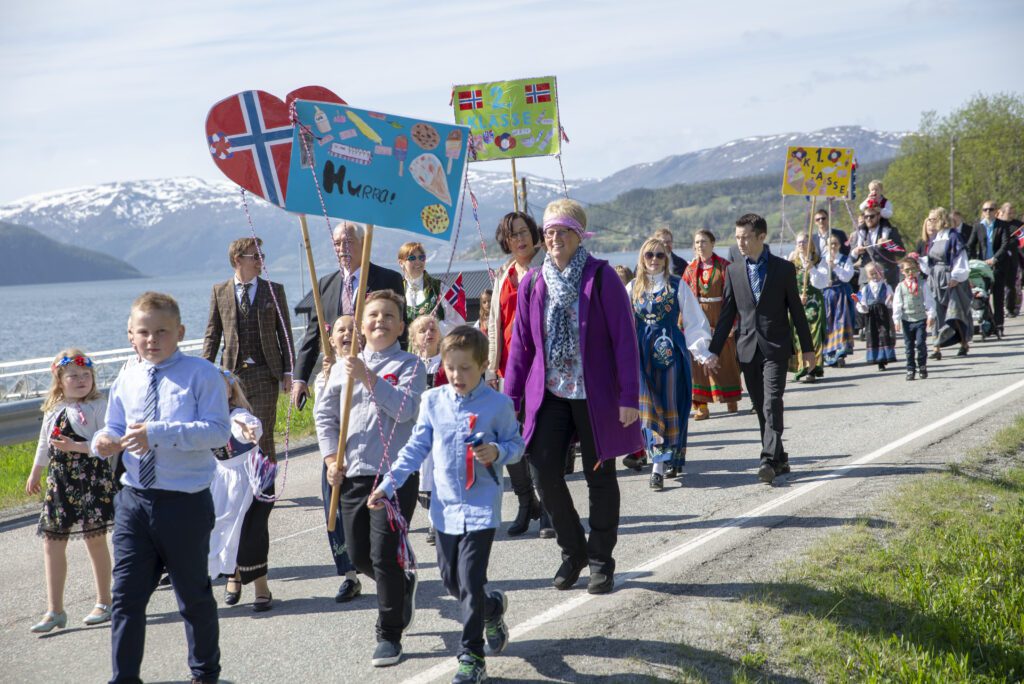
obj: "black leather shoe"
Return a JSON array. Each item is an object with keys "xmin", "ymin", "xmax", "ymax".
[
  {"xmin": 224, "ymin": 579, "xmax": 241, "ymax": 606},
  {"xmin": 252, "ymin": 591, "xmax": 273, "ymax": 613},
  {"xmin": 757, "ymin": 458, "xmax": 776, "ymax": 484},
  {"xmin": 335, "ymin": 577, "xmax": 362, "ymax": 603},
  {"xmin": 553, "ymin": 558, "xmax": 587, "ymax": 590},
  {"xmin": 507, "ymin": 494, "xmax": 541, "ymax": 537},
  {"xmin": 538, "ymin": 511, "xmax": 555, "ymax": 539},
  {"xmin": 587, "ymin": 571, "xmax": 614, "ymax": 595},
  {"xmin": 919, "ymin": 368, "xmax": 928, "ymax": 379},
  {"xmin": 621, "ymin": 453, "xmax": 645, "ymax": 472}
]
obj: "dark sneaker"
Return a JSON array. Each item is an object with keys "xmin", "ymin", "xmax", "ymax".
[
  {"xmin": 335, "ymin": 577, "xmax": 361, "ymax": 603},
  {"xmin": 664, "ymin": 466, "xmax": 679, "ymax": 479},
  {"xmin": 402, "ymin": 571, "xmax": 417, "ymax": 632},
  {"xmin": 553, "ymin": 557, "xmax": 586, "ymax": 590},
  {"xmin": 906, "ymin": 370, "xmax": 916, "ymax": 381},
  {"xmin": 451, "ymin": 653, "xmax": 486, "ymax": 683},
  {"xmin": 919, "ymin": 368, "xmax": 928, "ymax": 379},
  {"xmin": 775, "ymin": 460, "xmax": 791, "ymax": 476},
  {"xmin": 622, "ymin": 453, "xmax": 645, "ymax": 471},
  {"xmin": 426, "ymin": 525, "xmax": 436, "ymax": 546},
  {"xmin": 649, "ymin": 473, "xmax": 664, "ymax": 490},
  {"xmin": 587, "ymin": 571, "xmax": 615, "ymax": 595},
  {"xmin": 371, "ymin": 639, "xmax": 403, "ymax": 667},
  {"xmin": 757, "ymin": 458, "xmax": 776, "ymax": 485},
  {"xmin": 484, "ymin": 590, "xmax": 509, "ymax": 655}
]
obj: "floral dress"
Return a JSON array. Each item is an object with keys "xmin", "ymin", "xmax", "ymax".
[{"xmin": 37, "ymin": 407, "xmax": 115, "ymax": 540}]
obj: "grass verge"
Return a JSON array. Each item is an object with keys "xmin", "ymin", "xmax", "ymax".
[
  {"xmin": 0, "ymin": 393, "xmax": 317, "ymax": 511},
  {"xmin": 726, "ymin": 416, "xmax": 1024, "ymax": 683}
]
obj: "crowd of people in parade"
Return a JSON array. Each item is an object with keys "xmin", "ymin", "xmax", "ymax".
[{"xmin": 22, "ymin": 185, "xmax": 1022, "ymax": 683}]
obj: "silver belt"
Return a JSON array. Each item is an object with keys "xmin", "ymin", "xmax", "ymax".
[{"xmin": 699, "ymin": 296, "xmax": 723, "ymax": 303}]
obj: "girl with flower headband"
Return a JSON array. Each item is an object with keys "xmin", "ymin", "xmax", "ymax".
[
  {"xmin": 26, "ymin": 349, "xmax": 115, "ymax": 633},
  {"xmin": 208, "ymin": 369, "xmax": 276, "ymax": 612},
  {"xmin": 629, "ymin": 236, "xmax": 714, "ymax": 490}
]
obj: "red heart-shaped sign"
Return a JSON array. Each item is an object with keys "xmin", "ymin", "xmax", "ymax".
[{"xmin": 205, "ymin": 86, "xmax": 345, "ymax": 207}]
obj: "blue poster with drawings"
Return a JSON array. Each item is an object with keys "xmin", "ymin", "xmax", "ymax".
[{"xmin": 285, "ymin": 100, "xmax": 470, "ymax": 241}]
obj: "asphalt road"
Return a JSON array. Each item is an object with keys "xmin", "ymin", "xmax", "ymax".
[{"xmin": 1, "ymin": 318, "xmax": 1021, "ymax": 683}]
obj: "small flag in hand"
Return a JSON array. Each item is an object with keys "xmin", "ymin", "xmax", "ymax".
[
  {"xmin": 444, "ymin": 273, "xmax": 467, "ymax": 320},
  {"xmin": 879, "ymin": 239, "xmax": 905, "ymax": 254}
]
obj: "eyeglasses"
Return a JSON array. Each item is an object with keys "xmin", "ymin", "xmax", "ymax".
[
  {"xmin": 863, "ymin": 214, "xmax": 879, "ymax": 219},
  {"xmin": 405, "ymin": 254, "xmax": 426, "ymax": 262},
  {"xmin": 544, "ymin": 228, "xmax": 572, "ymax": 239},
  {"xmin": 814, "ymin": 217, "xmax": 827, "ymax": 223},
  {"xmin": 239, "ymin": 254, "xmax": 261, "ymax": 260},
  {"xmin": 509, "ymin": 230, "xmax": 532, "ymax": 240},
  {"xmin": 643, "ymin": 252, "xmax": 667, "ymax": 260}
]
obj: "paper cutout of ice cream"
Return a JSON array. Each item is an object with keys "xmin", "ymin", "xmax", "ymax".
[
  {"xmin": 394, "ymin": 135, "xmax": 409, "ymax": 177},
  {"xmin": 314, "ymin": 106, "xmax": 331, "ymax": 134},
  {"xmin": 409, "ymin": 153, "xmax": 451, "ymax": 205},
  {"xmin": 445, "ymin": 130, "xmax": 463, "ymax": 174}
]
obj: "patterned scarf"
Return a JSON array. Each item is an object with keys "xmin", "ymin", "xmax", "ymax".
[
  {"xmin": 542, "ymin": 246, "xmax": 589, "ymax": 366},
  {"xmin": 904, "ymin": 274, "xmax": 919, "ymax": 296}
]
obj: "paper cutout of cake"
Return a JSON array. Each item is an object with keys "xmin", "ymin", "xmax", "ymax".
[{"xmin": 409, "ymin": 153, "xmax": 451, "ymax": 205}]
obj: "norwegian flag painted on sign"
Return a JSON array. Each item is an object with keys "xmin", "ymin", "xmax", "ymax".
[
  {"xmin": 443, "ymin": 273, "xmax": 467, "ymax": 320},
  {"xmin": 524, "ymin": 82, "xmax": 551, "ymax": 104},
  {"xmin": 458, "ymin": 89, "xmax": 484, "ymax": 111}
]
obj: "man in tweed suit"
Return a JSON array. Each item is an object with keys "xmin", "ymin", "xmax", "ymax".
[{"xmin": 203, "ymin": 236, "xmax": 294, "ymax": 458}]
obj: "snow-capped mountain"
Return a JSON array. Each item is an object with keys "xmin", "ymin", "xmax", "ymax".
[
  {"xmin": 573, "ymin": 125, "xmax": 907, "ymax": 202},
  {"xmin": 0, "ymin": 125, "xmax": 905, "ymax": 276}
]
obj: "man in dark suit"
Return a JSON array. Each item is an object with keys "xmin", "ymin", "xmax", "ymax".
[
  {"xmin": 653, "ymin": 228, "xmax": 688, "ymax": 277},
  {"xmin": 951, "ymin": 209, "xmax": 973, "ymax": 244},
  {"xmin": 202, "ymin": 236, "xmax": 293, "ymax": 458},
  {"xmin": 706, "ymin": 214, "xmax": 814, "ymax": 485},
  {"xmin": 850, "ymin": 210, "xmax": 904, "ymax": 287},
  {"xmin": 998, "ymin": 202, "xmax": 1021, "ymax": 318},
  {"xmin": 967, "ymin": 201, "xmax": 1014, "ymax": 334},
  {"xmin": 811, "ymin": 209, "xmax": 849, "ymax": 259},
  {"xmin": 290, "ymin": 221, "xmax": 405, "ymax": 408}
]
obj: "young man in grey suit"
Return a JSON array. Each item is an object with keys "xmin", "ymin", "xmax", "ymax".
[{"xmin": 706, "ymin": 214, "xmax": 814, "ymax": 484}]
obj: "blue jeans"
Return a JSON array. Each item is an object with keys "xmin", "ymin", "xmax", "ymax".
[
  {"xmin": 110, "ymin": 487, "xmax": 219, "ymax": 683},
  {"xmin": 903, "ymin": 319, "xmax": 928, "ymax": 371}
]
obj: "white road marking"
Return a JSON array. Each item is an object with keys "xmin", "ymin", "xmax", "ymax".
[{"xmin": 400, "ymin": 375, "xmax": 1024, "ymax": 684}]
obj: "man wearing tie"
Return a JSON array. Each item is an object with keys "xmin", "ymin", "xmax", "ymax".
[
  {"xmin": 967, "ymin": 201, "xmax": 1013, "ymax": 335},
  {"xmin": 203, "ymin": 237, "xmax": 294, "ymax": 459},
  {"xmin": 706, "ymin": 214, "xmax": 814, "ymax": 485},
  {"xmin": 291, "ymin": 221, "xmax": 405, "ymax": 408}
]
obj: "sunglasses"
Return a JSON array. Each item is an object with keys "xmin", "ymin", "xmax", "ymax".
[
  {"xmin": 864, "ymin": 214, "xmax": 879, "ymax": 219},
  {"xmin": 644, "ymin": 252, "xmax": 667, "ymax": 260},
  {"xmin": 814, "ymin": 217, "xmax": 827, "ymax": 222},
  {"xmin": 405, "ymin": 254, "xmax": 427, "ymax": 262},
  {"xmin": 239, "ymin": 253, "xmax": 262, "ymax": 260},
  {"xmin": 982, "ymin": 207, "xmax": 996, "ymax": 212}
]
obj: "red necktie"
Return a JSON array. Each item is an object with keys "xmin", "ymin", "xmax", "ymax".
[{"xmin": 465, "ymin": 414, "xmax": 477, "ymax": 490}]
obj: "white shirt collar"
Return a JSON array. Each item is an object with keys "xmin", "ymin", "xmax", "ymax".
[
  {"xmin": 406, "ymin": 274, "xmax": 424, "ymax": 290},
  {"xmin": 234, "ymin": 275, "xmax": 258, "ymax": 287}
]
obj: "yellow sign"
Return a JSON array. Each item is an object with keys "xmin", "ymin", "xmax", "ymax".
[{"xmin": 781, "ymin": 146, "xmax": 854, "ymax": 198}]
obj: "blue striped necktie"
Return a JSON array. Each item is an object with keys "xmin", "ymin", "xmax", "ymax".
[
  {"xmin": 138, "ymin": 366, "xmax": 158, "ymax": 488},
  {"xmin": 749, "ymin": 262, "xmax": 763, "ymax": 304}
]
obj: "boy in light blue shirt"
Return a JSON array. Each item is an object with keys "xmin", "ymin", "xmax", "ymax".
[
  {"xmin": 369, "ymin": 325, "xmax": 524, "ymax": 684},
  {"xmin": 94, "ymin": 291, "xmax": 230, "ymax": 684}
]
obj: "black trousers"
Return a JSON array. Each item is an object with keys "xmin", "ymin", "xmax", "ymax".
[
  {"xmin": 236, "ymin": 482, "xmax": 274, "ymax": 584},
  {"xmin": 340, "ymin": 473, "xmax": 418, "ymax": 642},
  {"xmin": 1004, "ymin": 256, "xmax": 1020, "ymax": 316},
  {"xmin": 902, "ymin": 319, "xmax": 928, "ymax": 372},
  {"xmin": 739, "ymin": 349, "xmax": 788, "ymax": 464},
  {"xmin": 992, "ymin": 267, "xmax": 1007, "ymax": 332},
  {"xmin": 436, "ymin": 528, "xmax": 502, "ymax": 658},
  {"xmin": 527, "ymin": 392, "xmax": 619, "ymax": 575},
  {"xmin": 505, "ymin": 458, "xmax": 535, "ymax": 498},
  {"xmin": 110, "ymin": 487, "xmax": 219, "ymax": 684}
]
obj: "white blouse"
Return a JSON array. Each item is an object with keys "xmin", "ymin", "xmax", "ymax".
[
  {"xmin": 627, "ymin": 273, "xmax": 713, "ymax": 363},
  {"xmin": 920, "ymin": 229, "xmax": 970, "ymax": 283},
  {"xmin": 34, "ymin": 397, "xmax": 108, "ymax": 467}
]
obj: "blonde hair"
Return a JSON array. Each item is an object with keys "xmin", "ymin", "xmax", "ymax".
[
  {"xmin": 228, "ymin": 236, "xmax": 263, "ymax": 268},
  {"xmin": 131, "ymin": 291, "xmax": 181, "ymax": 323},
  {"xmin": 868, "ymin": 179, "xmax": 884, "ymax": 192},
  {"xmin": 397, "ymin": 241, "xmax": 425, "ymax": 262},
  {"xmin": 42, "ymin": 348, "xmax": 102, "ymax": 412},
  {"xmin": 631, "ymin": 237, "xmax": 671, "ymax": 305},
  {"xmin": 543, "ymin": 198, "xmax": 587, "ymax": 230},
  {"xmin": 222, "ymin": 371, "xmax": 252, "ymax": 412},
  {"xmin": 408, "ymin": 314, "xmax": 441, "ymax": 356},
  {"xmin": 790, "ymin": 235, "xmax": 820, "ymax": 267},
  {"xmin": 921, "ymin": 207, "xmax": 950, "ymax": 241}
]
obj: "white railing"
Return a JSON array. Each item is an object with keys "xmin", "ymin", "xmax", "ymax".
[{"xmin": 0, "ymin": 328, "xmax": 306, "ymax": 403}]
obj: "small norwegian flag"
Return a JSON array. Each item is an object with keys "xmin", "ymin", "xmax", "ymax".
[
  {"xmin": 879, "ymin": 239, "xmax": 905, "ymax": 254},
  {"xmin": 458, "ymin": 90, "xmax": 483, "ymax": 111},
  {"xmin": 443, "ymin": 273, "xmax": 467, "ymax": 320},
  {"xmin": 1012, "ymin": 226, "xmax": 1023, "ymax": 248},
  {"xmin": 524, "ymin": 82, "xmax": 551, "ymax": 104}
]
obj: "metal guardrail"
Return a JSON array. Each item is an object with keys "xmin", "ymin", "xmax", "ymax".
[{"xmin": 0, "ymin": 327, "xmax": 305, "ymax": 446}]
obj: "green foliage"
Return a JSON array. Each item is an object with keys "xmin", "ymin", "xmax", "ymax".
[
  {"xmin": 883, "ymin": 92, "xmax": 1024, "ymax": 243},
  {"xmin": 0, "ymin": 440, "xmax": 41, "ymax": 509}
]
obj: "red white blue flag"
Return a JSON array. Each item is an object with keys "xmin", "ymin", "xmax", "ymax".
[
  {"xmin": 443, "ymin": 273, "xmax": 467, "ymax": 320},
  {"xmin": 458, "ymin": 90, "xmax": 483, "ymax": 111},
  {"xmin": 524, "ymin": 82, "xmax": 551, "ymax": 104}
]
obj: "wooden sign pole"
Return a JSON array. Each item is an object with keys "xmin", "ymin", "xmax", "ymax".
[
  {"xmin": 326, "ymin": 224, "xmax": 374, "ymax": 531},
  {"xmin": 510, "ymin": 158, "xmax": 520, "ymax": 212},
  {"xmin": 297, "ymin": 214, "xmax": 331, "ymax": 360}
]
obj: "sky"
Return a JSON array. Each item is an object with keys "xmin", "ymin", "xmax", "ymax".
[{"xmin": 1, "ymin": 0, "xmax": 1022, "ymax": 204}]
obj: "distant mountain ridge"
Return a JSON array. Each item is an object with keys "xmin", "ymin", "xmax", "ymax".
[
  {"xmin": 0, "ymin": 125, "xmax": 906, "ymax": 275},
  {"xmin": 0, "ymin": 221, "xmax": 142, "ymax": 285}
]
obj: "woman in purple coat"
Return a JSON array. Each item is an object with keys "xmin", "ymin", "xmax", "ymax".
[{"xmin": 504, "ymin": 199, "xmax": 643, "ymax": 595}]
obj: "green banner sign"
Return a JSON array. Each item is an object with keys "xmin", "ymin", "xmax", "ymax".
[{"xmin": 451, "ymin": 76, "xmax": 560, "ymax": 161}]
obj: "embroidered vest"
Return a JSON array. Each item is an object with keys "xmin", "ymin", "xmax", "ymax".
[{"xmin": 235, "ymin": 294, "xmax": 267, "ymax": 370}]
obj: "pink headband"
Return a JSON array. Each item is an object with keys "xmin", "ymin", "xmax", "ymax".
[{"xmin": 543, "ymin": 216, "xmax": 595, "ymax": 240}]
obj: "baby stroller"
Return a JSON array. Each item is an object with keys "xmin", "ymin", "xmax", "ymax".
[{"xmin": 968, "ymin": 260, "xmax": 998, "ymax": 340}]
